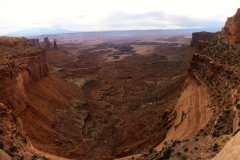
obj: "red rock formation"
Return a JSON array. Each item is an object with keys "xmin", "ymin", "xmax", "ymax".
[
  {"xmin": 191, "ymin": 31, "xmax": 220, "ymax": 47},
  {"xmin": 42, "ymin": 37, "xmax": 51, "ymax": 51},
  {"xmin": 0, "ymin": 37, "xmax": 29, "ymax": 46},
  {"xmin": 221, "ymin": 8, "xmax": 240, "ymax": 43},
  {"xmin": 0, "ymin": 103, "xmax": 36, "ymax": 159},
  {"xmin": 0, "ymin": 37, "xmax": 49, "ymax": 112},
  {"xmin": 27, "ymin": 39, "xmax": 40, "ymax": 47},
  {"xmin": 53, "ymin": 39, "xmax": 58, "ymax": 50}
]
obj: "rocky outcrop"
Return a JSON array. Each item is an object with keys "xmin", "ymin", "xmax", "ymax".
[
  {"xmin": 42, "ymin": 37, "xmax": 51, "ymax": 51},
  {"xmin": 0, "ymin": 37, "xmax": 29, "ymax": 46},
  {"xmin": 191, "ymin": 32, "xmax": 220, "ymax": 47},
  {"xmin": 27, "ymin": 39, "xmax": 40, "ymax": 47},
  {"xmin": 0, "ymin": 37, "xmax": 49, "ymax": 112},
  {"xmin": 41, "ymin": 37, "xmax": 59, "ymax": 51},
  {"xmin": 53, "ymin": 39, "xmax": 58, "ymax": 50},
  {"xmin": 221, "ymin": 8, "xmax": 240, "ymax": 43},
  {"xmin": 0, "ymin": 103, "xmax": 36, "ymax": 159}
]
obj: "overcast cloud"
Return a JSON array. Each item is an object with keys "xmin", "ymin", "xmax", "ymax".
[{"xmin": 0, "ymin": 0, "xmax": 239, "ymax": 35}]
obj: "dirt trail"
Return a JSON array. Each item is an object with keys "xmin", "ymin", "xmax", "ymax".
[{"xmin": 27, "ymin": 139, "xmax": 72, "ymax": 160}]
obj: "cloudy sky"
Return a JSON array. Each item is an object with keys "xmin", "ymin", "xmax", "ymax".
[{"xmin": 0, "ymin": 0, "xmax": 239, "ymax": 35}]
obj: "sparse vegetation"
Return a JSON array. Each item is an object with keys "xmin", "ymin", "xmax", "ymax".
[
  {"xmin": 10, "ymin": 146, "xmax": 17, "ymax": 152},
  {"xmin": 23, "ymin": 138, "xmax": 27, "ymax": 143},
  {"xmin": 8, "ymin": 153, "xmax": 14, "ymax": 158},
  {"xmin": 32, "ymin": 155, "xmax": 38, "ymax": 160},
  {"xmin": 233, "ymin": 128, "xmax": 240, "ymax": 136},
  {"xmin": 0, "ymin": 141, "xmax": 4, "ymax": 150},
  {"xmin": 163, "ymin": 147, "xmax": 172, "ymax": 159},
  {"xmin": 236, "ymin": 104, "xmax": 240, "ymax": 109},
  {"xmin": 213, "ymin": 143, "xmax": 218, "ymax": 148},
  {"xmin": 212, "ymin": 131, "xmax": 220, "ymax": 137}
]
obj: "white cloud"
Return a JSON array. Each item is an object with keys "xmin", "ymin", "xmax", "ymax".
[{"xmin": 0, "ymin": 0, "xmax": 239, "ymax": 35}]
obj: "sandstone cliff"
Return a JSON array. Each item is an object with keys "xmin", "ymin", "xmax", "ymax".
[
  {"xmin": 0, "ymin": 37, "xmax": 48, "ymax": 113},
  {"xmin": 221, "ymin": 8, "xmax": 240, "ymax": 43},
  {"xmin": 41, "ymin": 37, "xmax": 59, "ymax": 51},
  {"xmin": 27, "ymin": 39, "xmax": 40, "ymax": 47},
  {"xmin": 53, "ymin": 39, "xmax": 58, "ymax": 50},
  {"xmin": 190, "ymin": 31, "xmax": 220, "ymax": 47},
  {"xmin": 42, "ymin": 37, "xmax": 51, "ymax": 51}
]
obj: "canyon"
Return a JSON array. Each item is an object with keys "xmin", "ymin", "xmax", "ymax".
[{"xmin": 1, "ymin": 8, "xmax": 240, "ymax": 160}]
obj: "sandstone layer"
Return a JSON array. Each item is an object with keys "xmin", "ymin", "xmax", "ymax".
[
  {"xmin": 190, "ymin": 31, "xmax": 219, "ymax": 47},
  {"xmin": 221, "ymin": 8, "xmax": 240, "ymax": 43}
]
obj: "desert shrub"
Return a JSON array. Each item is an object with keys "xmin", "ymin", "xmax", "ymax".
[
  {"xmin": 0, "ymin": 142, "xmax": 4, "ymax": 150},
  {"xmin": 8, "ymin": 153, "xmax": 14, "ymax": 158},
  {"xmin": 212, "ymin": 131, "xmax": 220, "ymax": 137},
  {"xmin": 236, "ymin": 98, "xmax": 239, "ymax": 104},
  {"xmin": 236, "ymin": 104, "xmax": 240, "ymax": 109},
  {"xmin": 194, "ymin": 147, "xmax": 198, "ymax": 150},
  {"xmin": 233, "ymin": 128, "xmax": 240, "ymax": 136},
  {"xmin": 20, "ymin": 156, "xmax": 24, "ymax": 160},
  {"xmin": 23, "ymin": 138, "xmax": 27, "ymax": 143},
  {"xmin": 172, "ymin": 142, "xmax": 176, "ymax": 147},
  {"xmin": 225, "ymin": 110, "xmax": 230, "ymax": 114},
  {"xmin": 0, "ymin": 129, "xmax": 3, "ymax": 134},
  {"xmin": 10, "ymin": 146, "xmax": 16, "ymax": 152},
  {"xmin": 195, "ymin": 138, "xmax": 198, "ymax": 141},
  {"xmin": 163, "ymin": 147, "xmax": 172, "ymax": 159},
  {"xmin": 213, "ymin": 143, "xmax": 218, "ymax": 148},
  {"xmin": 32, "ymin": 155, "xmax": 38, "ymax": 160},
  {"xmin": 184, "ymin": 148, "xmax": 188, "ymax": 152},
  {"xmin": 177, "ymin": 152, "xmax": 181, "ymax": 157}
]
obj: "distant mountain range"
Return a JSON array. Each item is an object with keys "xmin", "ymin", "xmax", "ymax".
[
  {"xmin": 2, "ymin": 28, "xmax": 76, "ymax": 37},
  {"xmin": 1, "ymin": 26, "xmax": 223, "ymax": 37}
]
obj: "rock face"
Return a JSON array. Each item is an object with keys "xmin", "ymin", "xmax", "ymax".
[
  {"xmin": 221, "ymin": 8, "xmax": 240, "ymax": 43},
  {"xmin": 0, "ymin": 37, "xmax": 29, "ymax": 46},
  {"xmin": 41, "ymin": 37, "xmax": 59, "ymax": 50},
  {"xmin": 0, "ymin": 103, "xmax": 36, "ymax": 159},
  {"xmin": 191, "ymin": 31, "xmax": 220, "ymax": 47},
  {"xmin": 27, "ymin": 39, "xmax": 40, "ymax": 47},
  {"xmin": 53, "ymin": 39, "xmax": 58, "ymax": 50},
  {"xmin": 0, "ymin": 37, "xmax": 49, "ymax": 112},
  {"xmin": 42, "ymin": 37, "xmax": 51, "ymax": 51}
]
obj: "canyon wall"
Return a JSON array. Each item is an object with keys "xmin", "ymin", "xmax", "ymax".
[
  {"xmin": 221, "ymin": 8, "xmax": 240, "ymax": 43},
  {"xmin": 0, "ymin": 37, "xmax": 48, "ymax": 113},
  {"xmin": 190, "ymin": 31, "xmax": 220, "ymax": 47},
  {"xmin": 27, "ymin": 39, "xmax": 40, "ymax": 47}
]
